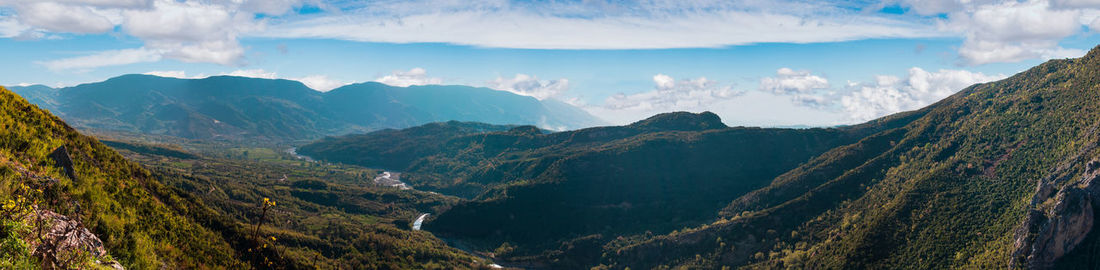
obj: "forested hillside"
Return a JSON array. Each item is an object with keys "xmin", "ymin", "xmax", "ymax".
[
  {"xmin": 302, "ymin": 111, "xmax": 920, "ymax": 267},
  {"xmin": 596, "ymin": 45, "xmax": 1100, "ymax": 269},
  {"xmin": 298, "ymin": 121, "xmax": 524, "ymax": 171}
]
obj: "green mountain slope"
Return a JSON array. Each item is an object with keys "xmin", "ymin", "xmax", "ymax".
[
  {"xmin": 8, "ymin": 75, "xmax": 603, "ymax": 141},
  {"xmin": 298, "ymin": 121, "xmax": 524, "ymax": 171},
  {"xmin": 0, "ymin": 86, "xmax": 241, "ymax": 268},
  {"xmin": 0, "ymin": 85, "xmax": 495, "ymax": 269},
  {"xmin": 129, "ymin": 149, "xmax": 490, "ymax": 269},
  {"xmin": 301, "ymin": 111, "xmax": 919, "ymax": 267},
  {"xmin": 598, "ymin": 46, "xmax": 1100, "ymax": 269}
]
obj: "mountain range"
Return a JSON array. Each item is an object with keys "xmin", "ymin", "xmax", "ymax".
[
  {"xmin": 6, "ymin": 45, "xmax": 1100, "ymax": 269},
  {"xmin": 0, "ymin": 85, "xmax": 492, "ymax": 269},
  {"xmin": 7, "ymin": 74, "xmax": 604, "ymax": 141},
  {"xmin": 298, "ymin": 46, "xmax": 1100, "ymax": 269}
]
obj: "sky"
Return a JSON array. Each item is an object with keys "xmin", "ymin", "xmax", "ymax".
[{"xmin": 0, "ymin": 0, "xmax": 1099, "ymax": 127}]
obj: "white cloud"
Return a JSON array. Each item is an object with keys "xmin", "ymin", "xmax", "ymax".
[
  {"xmin": 840, "ymin": 67, "xmax": 1005, "ymax": 121},
  {"xmin": 223, "ymin": 68, "xmax": 276, "ymax": 79},
  {"xmin": 0, "ymin": 16, "xmax": 29, "ymax": 38},
  {"xmin": 143, "ymin": 70, "xmax": 200, "ymax": 78},
  {"xmin": 759, "ymin": 68, "xmax": 833, "ymax": 108},
  {"xmin": 6, "ymin": 0, "xmax": 1099, "ymax": 70},
  {"xmin": 259, "ymin": 1, "xmax": 939, "ymax": 50},
  {"xmin": 487, "ymin": 74, "xmax": 569, "ymax": 100},
  {"xmin": 294, "ymin": 74, "xmax": 347, "ymax": 91},
  {"xmin": 1092, "ymin": 16, "xmax": 1100, "ymax": 31},
  {"xmin": 373, "ymin": 68, "xmax": 442, "ymax": 87},
  {"xmin": 121, "ymin": 0, "xmax": 260, "ymax": 65},
  {"xmin": 759, "ymin": 68, "xmax": 829, "ymax": 95},
  {"xmin": 602, "ymin": 74, "xmax": 739, "ymax": 111},
  {"xmin": 140, "ymin": 68, "xmax": 347, "ymax": 91},
  {"xmin": 898, "ymin": 0, "xmax": 976, "ymax": 15},
  {"xmin": 122, "ymin": 1, "xmax": 241, "ymax": 42},
  {"xmin": 9, "ymin": 1, "xmax": 115, "ymax": 33},
  {"xmin": 221, "ymin": 69, "xmax": 347, "ymax": 91},
  {"xmin": 1050, "ymin": 0, "xmax": 1100, "ymax": 9},
  {"xmin": 932, "ymin": 0, "xmax": 1090, "ymax": 65},
  {"xmin": 0, "ymin": 0, "xmax": 279, "ymax": 67},
  {"xmin": 233, "ymin": 0, "xmax": 303, "ymax": 15},
  {"xmin": 584, "ymin": 90, "xmax": 845, "ymax": 127},
  {"xmin": 580, "ymin": 74, "xmax": 741, "ymax": 124},
  {"xmin": 44, "ymin": 0, "xmax": 153, "ymax": 9},
  {"xmin": 39, "ymin": 47, "xmax": 161, "ymax": 71},
  {"xmin": 605, "ymin": 74, "xmax": 738, "ymax": 111}
]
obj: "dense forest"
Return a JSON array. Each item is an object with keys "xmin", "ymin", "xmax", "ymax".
[{"xmin": 301, "ymin": 110, "xmax": 921, "ymax": 267}]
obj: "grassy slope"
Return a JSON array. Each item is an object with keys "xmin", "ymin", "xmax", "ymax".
[
  {"xmin": 1, "ymin": 85, "xmax": 492, "ymax": 269},
  {"xmin": 0, "ymin": 86, "xmax": 241, "ymax": 268}
]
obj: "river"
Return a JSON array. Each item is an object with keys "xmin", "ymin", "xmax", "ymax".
[
  {"xmin": 373, "ymin": 171, "xmax": 411, "ymax": 190},
  {"xmin": 412, "ymin": 213, "xmax": 429, "ymax": 230}
]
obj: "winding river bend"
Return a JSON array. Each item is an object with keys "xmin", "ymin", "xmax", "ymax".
[
  {"xmin": 412, "ymin": 213, "xmax": 429, "ymax": 231},
  {"xmin": 374, "ymin": 171, "xmax": 411, "ymax": 190}
]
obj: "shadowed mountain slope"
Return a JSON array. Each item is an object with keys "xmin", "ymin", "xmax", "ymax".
[
  {"xmin": 301, "ymin": 110, "xmax": 920, "ymax": 265},
  {"xmin": 598, "ymin": 46, "xmax": 1100, "ymax": 270}
]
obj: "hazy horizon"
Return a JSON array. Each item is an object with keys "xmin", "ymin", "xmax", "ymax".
[{"xmin": 2, "ymin": 0, "xmax": 1098, "ymax": 127}]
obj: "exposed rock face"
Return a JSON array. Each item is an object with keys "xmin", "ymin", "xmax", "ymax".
[
  {"xmin": 1011, "ymin": 157, "xmax": 1100, "ymax": 269},
  {"xmin": 48, "ymin": 146, "xmax": 78, "ymax": 182},
  {"xmin": 27, "ymin": 208, "xmax": 124, "ymax": 270},
  {"xmin": 1016, "ymin": 188, "xmax": 1093, "ymax": 269}
]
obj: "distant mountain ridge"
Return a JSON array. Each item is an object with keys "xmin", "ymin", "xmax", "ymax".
[{"xmin": 7, "ymin": 74, "xmax": 604, "ymax": 141}]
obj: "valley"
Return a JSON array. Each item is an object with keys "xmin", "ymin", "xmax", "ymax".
[
  {"xmin": 4, "ymin": 34, "xmax": 1100, "ymax": 270},
  {"xmin": 4, "ymin": 1, "xmax": 1099, "ymax": 269}
]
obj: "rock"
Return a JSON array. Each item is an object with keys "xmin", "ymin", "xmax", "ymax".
[
  {"xmin": 1030, "ymin": 180, "xmax": 1055, "ymax": 206},
  {"xmin": 26, "ymin": 207, "xmax": 123, "ymax": 269},
  {"xmin": 1010, "ymin": 155, "xmax": 1100, "ymax": 269},
  {"xmin": 1027, "ymin": 188, "xmax": 1093, "ymax": 269},
  {"xmin": 48, "ymin": 146, "xmax": 78, "ymax": 182}
]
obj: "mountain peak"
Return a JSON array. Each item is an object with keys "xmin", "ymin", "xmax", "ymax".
[
  {"xmin": 1085, "ymin": 44, "xmax": 1100, "ymax": 62},
  {"xmin": 629, "ymin": 111, "xmax": 727, "ymax": 131}
]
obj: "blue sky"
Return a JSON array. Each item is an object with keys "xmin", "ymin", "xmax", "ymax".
[{"xmin": 0, "ymin": 0, "xmax": 1099, "ymax": 127}]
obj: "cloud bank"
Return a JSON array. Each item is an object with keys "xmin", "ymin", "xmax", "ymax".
[
  {"xmin": 372, "ymin": 68, "xmax": 443, "ymax": 87},
  {"xmin": 487, "ymin": 74, "xmax": 569, "ymax": 100},
  {"xmin": 143, "ymin": 68, "xmax": 348, "ymax": 91},
  {"xmin": 5, "ymin": 0, "xmax": 305, "ymax": 69},
  {"xmin": 260, "ymin": 1, "xmax": 938, "ymax": 50},
  {"xmin": 901, "ymin": 0, "xmax": 1096, "ymax": 65},
  {"xmin": 840, "ymin": 67, "xmax": 1005, "ymax": 121},
  {"xmin": 5, "ymin": 0, "xmax": 1099, "ymax": 70},
  {"xmin": 582, "ymin": 74, "xmax": 743, "ymax": 124}
]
